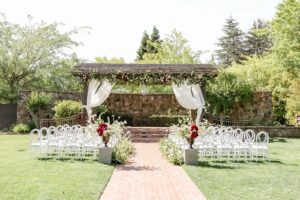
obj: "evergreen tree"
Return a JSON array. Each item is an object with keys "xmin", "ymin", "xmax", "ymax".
[
  {"xmin": 216, "ymin": 17, "xmax": 246, "ymax": 67},
  {"xmin": 136, "ymin": 31, "xmax": 150, "ymax": 61},
  {"xmin": 148, "ymin": 26, "xmax": 162, "ymax": 54},
  {"xmin": 136, "ymin": 26, "xmax": 162, "ymax": 61},
  {"xmin": 245, "ymin": 19, "xmax": 272, "ymax": 57}
]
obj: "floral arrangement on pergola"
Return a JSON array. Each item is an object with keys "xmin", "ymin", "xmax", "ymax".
[
  {"xmin": 72, "ymin": 63, "xmax": 217, "ymax": 85},
  {"xmin": 72, "ymin": 63, "xmax": 217, "ymax": 124}
]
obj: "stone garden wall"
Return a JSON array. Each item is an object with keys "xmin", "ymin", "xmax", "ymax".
[
  {"xmin": 229, "ymin": 91, "xmax": 273, "ymax": 125},
  {"xmin": 17, "ymin": 90, "xmax": 272, "ymax": 126},
  {"xmin": 17, "ymin": 90, "xmax": 82, "ymax": 123}
]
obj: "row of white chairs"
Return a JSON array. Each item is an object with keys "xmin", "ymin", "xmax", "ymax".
[
  {"xmin": 169, "ymin": 126, "xmax": 270, "ymax": 162},
  {"xmin": 29, "ymin": 124, "xmax": 121, "ymax": 159}
]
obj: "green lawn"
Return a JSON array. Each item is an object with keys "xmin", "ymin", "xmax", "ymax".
[
  {"xmin": 0, "ymin": 135, "xmax": 114, "ymax": 200},
  {"xmin": 184, "ymin": 138, "xmax": 300, "ymax": 200}
]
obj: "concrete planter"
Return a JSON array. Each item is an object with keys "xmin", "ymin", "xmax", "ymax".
[
  {"xmin": 99, "ymin": 147, "xmax": 113, "ymax": 164},
  {"xmin": 184, "ymin": 148, "xmax": 199, "ymax": 165}
]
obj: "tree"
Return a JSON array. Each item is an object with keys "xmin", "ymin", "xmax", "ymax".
[
  {"xmin": 271, "ymin": 0, "xmax": 300, "ymax": 70},
  {"xmin": 148, "ymin": 26, "xmax": 162, "ymax": 54},
  {"xmin": 216, "ymin": 17, "xmax": 246, "ymax": 67},
  {"xmin": 0, "ymin": 15, "xmax": 82, "ymax": 103},
  {"xmin": 136, "ymin": 31, "xmax": 150, "ymax": 61},
  {"xmin": 95, "ymin": 56, "xmax": 125, "ymax": 64},
  {"xmin": 245, "ymin": 19, "xmax": 272, "ymax": 57},
  {"xmin": 135, "ymin": 26, "xmax": 162, "ymax": 61},
  {"xmin": 33, "ymin": 54, "xmax": 82, "ymax": 92},
  {"xmin": 140, "ymin": 29, "xmax": 202, "ymax": 64}
]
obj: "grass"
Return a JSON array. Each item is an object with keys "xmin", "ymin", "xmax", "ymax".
[
  {"xmin": 0, "ymin": 135, "xmax": 114, "ymax": 200},
  {"xmin": 183, "ymin": 138, "xmax": 300, "ymax": 200}
]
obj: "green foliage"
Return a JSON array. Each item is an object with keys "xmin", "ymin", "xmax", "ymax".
[
  {"xmin": 0, "ymin": 15, "xmax": 82, "ymax": 103},
  {"xmin": 245, "ymin": 18, "xmax": 272, "ymax": 57},
  {"xmin": 26, "ymin": 92, "xmax": 52, "ymax": 127},
  {"xmin": 34, "ymin": 54, "xmax": 82, "ymax": 92},
  {"xmin": 136, "ymin": 26, "xmax": 162, "ymax": 61},
  {"xmin": 271, "ymin": 0, "xmax": 300, "ymax": 70},
  {"xmin": 112, "ymin": 136, "xmax": 133, "ymax": 164},
  {"xmin": 205, "ymin": 71, "xmax": 254, "ymax": 115},
  {"xmin": 26, "ymin": 92, "xmax": 52, "ymax": 114},
  {"xmin": 140, "ymin": 29, "xmax": 202, "ymax": 64},
  {"xmin": 12, "ymin": 124, "xmax": 31, "ymax": 133},
  {"xmin": 149, "ymin": 115, "xmax": 188, "ymax": 127},
  {"xmin": 53, "ymin": 100, "xmax": 82, "ymax": 119},
  {"xmin": 159, "ymin": 138, "xmax": 183, "ymax": 165},
  {"xmin": 95, "ymin": 56, "xmax": 125, "ymax": 64},
  {"xmin": 96, "ymin": 105, "xmax": 108, "ymax": 117},
  {"xmin": 216, "ymin": 16, "xmax": 246, "ymax": 67}
]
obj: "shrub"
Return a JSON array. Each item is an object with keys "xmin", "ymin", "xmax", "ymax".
[
  {"xmin": 53, "ymin": 100, "xmax": 82, "ymax": 119},
  {"xmin": 112, "ymin": 136, "xmax": 133, "ymax": 164},
  {"xmin": 12, "ymin": 124, "xmax": 31, "ymax": 133},
  {"xmin": 159, "ymin": 138, "xmax": 183, "ymax": 165},
  {"xmin": 205, "ymin": 71, "xmax": 254, "ymax": 115},
  {"xmin": 26, "ymin": 92, "xmax": 52, "ymax": 127}
]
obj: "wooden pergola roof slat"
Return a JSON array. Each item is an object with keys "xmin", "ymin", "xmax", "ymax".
[{"xmin": 72, "ymin": 63, "xmax": 217, "ymax": 75}]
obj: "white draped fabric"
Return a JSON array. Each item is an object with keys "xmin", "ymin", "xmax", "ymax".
[
  {"xmin": 172, "ymin": 82, "xmax": 205, "ymax": 124},
  {"xmin": 85, "ymin": 79, "xmax": 113, "ymax": 122}
]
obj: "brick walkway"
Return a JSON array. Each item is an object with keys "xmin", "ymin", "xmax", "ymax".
[{"xmin": 100, "ymin": 143, "xmax": 206, "ymax": 200}]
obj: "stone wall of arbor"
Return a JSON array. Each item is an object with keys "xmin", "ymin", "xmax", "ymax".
[{"xmin": 16, "ymin": 90, "xmax": 272, "ymax": 126}]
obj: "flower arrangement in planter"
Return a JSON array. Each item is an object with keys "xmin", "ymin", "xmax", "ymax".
[
  {"xmin": 188, "ymin": 124, "xmax": 199, "ymax": 149},
  {"xmin": 176, "ymin": 123, "xmax": 199, "ymax": 149},
  {"xmin": 96, "ymin": 122, "xmax": 110, "ymax": 147}
]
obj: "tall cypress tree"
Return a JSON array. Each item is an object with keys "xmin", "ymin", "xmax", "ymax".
[
  {"xmin": 245, "ymin": 18, "xmax": 272, "ymax": 57},
  {"xmin": 136, "ymin": 26, "xmax": 161, "ymax": 61},
  {"xmin": 136, "ymin": 31, "xmax": 150, "ymax": 61},
  {"xmin": 216, "ymin": 17, "xmax": 246, "ymax": 67},
  {"xmin": 148, "ymin": 26, "xmax": 161, "ymax": 54}
]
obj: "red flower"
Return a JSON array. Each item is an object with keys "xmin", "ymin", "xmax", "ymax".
[
  {"xmin": 97, "ymin": 123, "xmax": 108, "ymax": 136},
  {"xmin": 190, "ymin": 124, "xmax": 198, "ymax": 131},
  {"xmin": 191, "ymin": 130, "xmax": 198, "ymax": 139}
]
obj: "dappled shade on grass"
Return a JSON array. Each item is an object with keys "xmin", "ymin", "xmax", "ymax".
[
  {"xmin": 184, "ymin": 137, "xmax": 300, "ymax": 200},
  {"xmin": 0, "ymin": 135, "xmax": 114, "ymax": 200}
]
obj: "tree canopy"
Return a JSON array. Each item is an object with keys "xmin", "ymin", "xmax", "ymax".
[
  {"xmin": 216, "ymin": 17, "xmax": 246, "ymax": 67},
  {"xmin": 0, "ymin": 15, "xmax": 83, "ymax": 102}
]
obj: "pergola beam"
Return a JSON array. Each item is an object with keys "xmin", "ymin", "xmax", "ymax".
[{"xmin": 72, "ymin": 63, "xmax": 217, "ymax": 76}]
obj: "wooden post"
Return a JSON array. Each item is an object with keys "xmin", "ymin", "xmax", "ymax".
[
  {"xmin": 82, "ymin": 78, "xmax": 89, "ymax": 125},
  {"xmin": 190, "ymin": 109, "xmax": 197, "ymax": 122},
  {"xmin": 200, "ymin": 84, "xmax": 206, "ymax": 121}
]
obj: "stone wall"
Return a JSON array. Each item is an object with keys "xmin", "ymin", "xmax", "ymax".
[
  {"xmin": 17, "ymin": 90, "xmax": 82, "ymax": 123},
  {"xmin": 17, "ymin": 90, "xmax": 272, "ymax": 126},
  {"xmin": 103, "ymin": 93, "xmax": 189, "ymax": 125},
  {"xmin": 230, "ymin": 91, "xmax": 272, "ymax": 125}
]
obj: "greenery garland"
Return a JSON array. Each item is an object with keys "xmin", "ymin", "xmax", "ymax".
[{"xmin": 74, "ymin": 71, "xmax": 216, "ymax": 86}]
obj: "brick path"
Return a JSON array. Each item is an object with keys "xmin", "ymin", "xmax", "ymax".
[{"xmin": 100, "ymin": 143, "xmax": 206, "ymax": 200}]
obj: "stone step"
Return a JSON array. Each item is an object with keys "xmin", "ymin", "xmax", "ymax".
[{"xmin": 126, "ymin": 127, "xmax": 169, "ymax": 143}]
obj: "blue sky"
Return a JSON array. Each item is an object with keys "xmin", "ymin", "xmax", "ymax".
[{"xmin": 2, "ymin": 0, "xmax": 282, "ymax": 62}]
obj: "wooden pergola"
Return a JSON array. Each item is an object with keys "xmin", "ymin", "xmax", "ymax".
[{"xmin": 72, "ymin": 63, "xmax": 218, "ymax": 122}]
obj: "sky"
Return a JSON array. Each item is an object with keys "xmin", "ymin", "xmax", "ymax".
[{"xmin": 1, "ymin": 0, "xmax": 282, "ymax": 63}]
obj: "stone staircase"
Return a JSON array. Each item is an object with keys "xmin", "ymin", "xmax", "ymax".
[{"xmin": 127, "ymin": 127, "xmax": 169, "ymax": 143}]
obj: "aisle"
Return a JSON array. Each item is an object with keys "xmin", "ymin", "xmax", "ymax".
[{"xmin": 100, "ymin": 143, "xmax": 206, "ymax": 200}]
